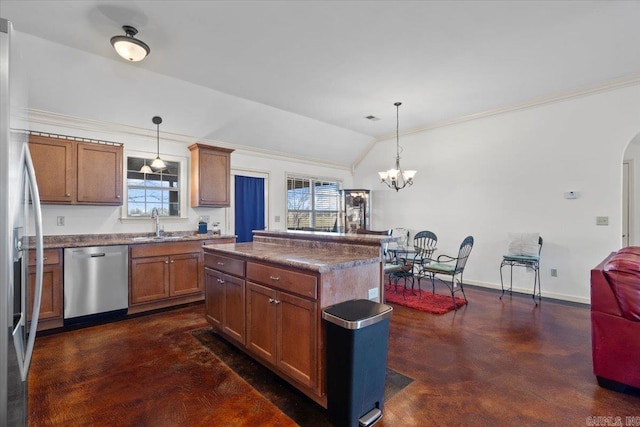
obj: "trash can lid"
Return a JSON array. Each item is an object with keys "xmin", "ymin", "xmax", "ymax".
[{"xmin": 322, "ymin": 299, "xmax": 393, "ymax": 330}]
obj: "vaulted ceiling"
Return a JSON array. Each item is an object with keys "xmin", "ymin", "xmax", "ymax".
[{"xmin": 3, "ymin": 1, "xmax": 640, "ymax": 166}]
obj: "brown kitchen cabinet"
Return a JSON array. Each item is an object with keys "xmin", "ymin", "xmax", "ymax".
[
  {"xmin": 204, "ymin": 251, "xmax": 246, "ymax": 346},
  {"xmin": 28, "ymin": 248, "xmax": 63, "ymax": 331},
  {"xmin": 29, "ymin": 134, "xmax": 123, "ymax": 205},
  {"xmin": 129, "ymin": 241, "xmax": 203, "ymax": 314},
  {"xmin": 76, "ymin": 142, "xmax": 123, "ymax": 204},
  {"xmin": 188, "ymin": 143, "xmax": 234, "ymax": 208},
  {"xmin": 246, "ymin": 281, "xmax": 317, "ymax": 389}
]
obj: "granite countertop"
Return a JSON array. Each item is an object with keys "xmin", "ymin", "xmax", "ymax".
[
  {"xmin": 253, "ymin": 229, "xmax": 395, "ymax": 246},
  {"xmin": 38, "ymin": 232, "xmax": 236, "ymax": 249},
  {"xmin": 203, "ymin": 241, "xmax": 381, "ymax": 273}
]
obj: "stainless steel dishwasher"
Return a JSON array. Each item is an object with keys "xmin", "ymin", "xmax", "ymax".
[{"xmin": 64, "ymin": 245, "xmax": 129, "ymax": 319}]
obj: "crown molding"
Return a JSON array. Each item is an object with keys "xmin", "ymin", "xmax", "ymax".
[
  {"xmin": 375, "ymin": 73, "xmax": 640, "ymax": 143},
  {"xmin": 25, "ymin": 109, "xmax": 352, "ymax": 171}
]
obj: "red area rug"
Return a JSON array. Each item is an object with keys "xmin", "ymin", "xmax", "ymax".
[{"xmin": 384, "ymin": 286, "xmax": 467, "ymax": 314}]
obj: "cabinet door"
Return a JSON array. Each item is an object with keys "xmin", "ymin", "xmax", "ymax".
[
  {"xmin": 204, "ymin": 267, "xmax": 223, "ymax": 329},
  {"xmin": 76, "ymin": 142, "xmax": 123, "ymax": 205},
  {"xmin": 27, "ymin": 249, "xmax": 63, "ymax": 330},
  {"xmin": 169, "ymin": 253, "xmax": 201, "ymax": 296},
  {"xmin": 277, "ymin": 291, "xmax": 317, "ymax": 388},
  {"xmin": 246, "ymin": 282, "xmax": 277, "ymax": 364},
  {"xmin": 189, "ymin": 144, "xmax": 233, "ymax": 207},
  {"xmin": 130, "ymin": 256, "xmax": 170, "ymax": 304},
  {"xmin": 223, "ymin": 273, "xmax": 245, "ymax": 345},
  {"xmin": 29, "ymin": 136, "xmax": 75, "ymax": 203}
]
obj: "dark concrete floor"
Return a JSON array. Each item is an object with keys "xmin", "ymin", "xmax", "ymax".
[{"xmin": 28, "ymin": 286, "xmax": 640, "ymax": 426}]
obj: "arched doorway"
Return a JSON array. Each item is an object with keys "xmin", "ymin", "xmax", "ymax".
[{"xmin": 622, "ymin": 132, "xmax": 640, "ymax": 246}]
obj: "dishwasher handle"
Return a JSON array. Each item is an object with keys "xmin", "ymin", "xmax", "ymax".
[{"xmin": 90, "ymin": 253, "xmax": 106, "ymax": 257}]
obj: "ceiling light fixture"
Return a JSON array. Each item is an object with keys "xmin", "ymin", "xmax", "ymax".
[
  {"xmin": 378, "ymin": 102, "xmax": 416, "ymax": 191},
  {"xmin": 110, "ymin": 25, "xmax": 150, "ymax": 62},
  {"xmin": 139, "ymin": 159, "xmax": 152, "ymax": 174},
  {"xmin": 150, "ymin": 116, "xmax": 166, "ymax": 170}
]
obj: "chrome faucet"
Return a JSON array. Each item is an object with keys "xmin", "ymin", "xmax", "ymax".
[{"xmin": 151, "ymin": 208, "xmax": 161, "ymax": 237}]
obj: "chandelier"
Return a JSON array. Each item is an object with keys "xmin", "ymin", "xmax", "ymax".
[{"xmin": 378, "ymin": 102, "xmax": 416, "ymax": 191}]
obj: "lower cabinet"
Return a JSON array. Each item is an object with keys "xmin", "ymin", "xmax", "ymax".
[
  {"xmin": 246, "ymin": 281, "xmax": 317, "ymax": 389},
  {"xmin": 204, "ymin": 249, "xmax": 323, "ymax": 402},
  {"xmin": 129, "ymin": 241, "xmax": 204, "ymax": 314},
  {"xmin": 204, "ymin": 267, "xmax": 245, "ymax": 345},
  {"xmin": 28, "ymin": 248, "xmax": 63, "ymax": 331}
]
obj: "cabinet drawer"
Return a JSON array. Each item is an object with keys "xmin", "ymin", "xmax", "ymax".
[
  {"xmin": 28, "ymin": 248, "xmax": 61, "ymax": 266},
  {"xmin": 204, "ymin": 253, "xmax": 245, "ymax": 277},
  {"xmin": 131, "ymin": 241, "xmax": 202, "ymax": 258},
  {"xmin": 246, "ymin": 262, "xmax": 317, "ymax": 300}
]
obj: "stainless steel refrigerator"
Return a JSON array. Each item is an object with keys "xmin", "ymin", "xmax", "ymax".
[{"xmin": 1, "ymin": 18, "xmax": 44, "ymax": 426}]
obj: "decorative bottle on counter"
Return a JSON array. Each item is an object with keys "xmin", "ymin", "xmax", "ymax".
[{"xmin": 198, "ymin": 217, "xmax": 208, "ymax": 234}]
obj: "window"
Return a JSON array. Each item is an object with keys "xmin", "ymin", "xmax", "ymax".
[
  {"xmin": 126, "ymin": 156, "xmax": 181, "ymax": 217},
  {"xmin": 286, "ymin": 175, "xmax": 341, "ymax": 231}
]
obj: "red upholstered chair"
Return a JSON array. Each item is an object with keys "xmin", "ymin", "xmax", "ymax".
[{"xmin": 590, "ymin": 247, "xmax": 640, "ymax": 392}]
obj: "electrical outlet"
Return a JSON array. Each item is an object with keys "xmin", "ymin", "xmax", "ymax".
[
  {"xmin": 368, "ymin": 287, "xmax": 379, "ymax": 300},
  {"xmin": 56, "ymin": 216, "xmax": 65, "ymax": 226},
  {"xmin": 201, "ymin": 215, "xmax": 210, "ymax": 223},
  {"xmin": 274, "ymin": 215, "xmax": 281, "ymax": 223},
  {"xmin": 551, "ymin": 268, "xmax": 558, "ymax": 277}
]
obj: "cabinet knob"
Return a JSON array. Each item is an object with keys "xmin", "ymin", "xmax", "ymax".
[
  {"xmin": 170, "ymin": 260, "xmax": 174, "ymax": 264},
  {"xmin": 165, "ymin": 261, "xmax": 169, "ymax": 264},
  {"xmin": 65, "ymin": 193, "xmax": 71, "ymax": 197},
  {"xmin": 269, "ymin": 298, "xmax": 275, "ymax": 304},
  {"xmin": 116, "ymin": 195, "xmax": 121, "ymax": 199},
  {"xmin": 217, "ymin": 262, "xmax": 225, "ymax": 266},
  {"xmin": 269, "ymin": 275, "xmax": 280, "ymax": 281}
]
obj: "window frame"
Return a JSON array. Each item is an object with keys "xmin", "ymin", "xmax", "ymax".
[
  {"xmin": 121, "ymin": 150, "xmax": 188, "ymax": 220},
  {"xmin": 286, "ymin": 174, "xmax": 342, "ymax": 232}
]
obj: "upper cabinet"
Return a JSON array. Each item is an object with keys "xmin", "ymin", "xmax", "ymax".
[
  {"xmin": 188, "ymin": 143, "xmax": 234, "ymax": 208},
  {"xmin": 29, "ymin": 134, "xmax": 123, "ymax": 205}
]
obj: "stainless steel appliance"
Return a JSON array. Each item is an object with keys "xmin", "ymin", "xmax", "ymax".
[
  {"xmin": 1, "ymin": 18, "xmax": 44, "ymax": 426},
  {"xmin": 64, "ymin": 246, "xmax": 128, "ymax": 320}
]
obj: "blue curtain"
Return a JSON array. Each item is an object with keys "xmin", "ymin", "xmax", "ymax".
[{"xmin": 234, "ymin": 175, "xmax": 265, "ymax": 243}]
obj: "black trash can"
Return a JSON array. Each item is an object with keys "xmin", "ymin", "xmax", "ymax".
[{"xmin": 322, "ymin": 299, "xmax": 393, "ymax": 427}]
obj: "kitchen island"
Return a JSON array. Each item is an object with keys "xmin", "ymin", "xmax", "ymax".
[{"xmin": 202, "ymin": 230, "xmax": 393, "ymax": 406}]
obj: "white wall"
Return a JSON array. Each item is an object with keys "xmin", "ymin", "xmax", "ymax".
[{"xmin": 355, "ymin": 84, "xmax": 640, "ymax": 303}]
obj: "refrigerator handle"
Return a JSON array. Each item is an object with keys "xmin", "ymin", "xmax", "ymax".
[{"xmin": 13, "ymin": 146, "xmax": 44, "ymax": 381}]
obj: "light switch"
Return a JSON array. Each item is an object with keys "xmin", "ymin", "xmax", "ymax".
[{"xmin": 596, "ymin": 216, "xmax": 609, "ymax": 226}]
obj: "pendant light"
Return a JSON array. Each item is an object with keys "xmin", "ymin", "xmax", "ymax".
[
  {"xmin": 110, "ymin": 25, "xmax": 150, "ymax": 62},
  {"xmin": 378, "ymin": 102, "xmax": 416, "ymax": 191},
  {"xmin": 150, "ymin": 116, "xmax": 166, "ymax": 170},
  {"xmin": 139, "ymin": 159, "xmax": 152, "ymax": 174}
]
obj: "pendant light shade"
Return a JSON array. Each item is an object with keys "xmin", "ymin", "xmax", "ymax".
[
  {"xmin": 139, "ymin": 159, "xmax": 152, "ymax": 174},
  {"xmin": 151, "ymin": 116, "xmax": 166, "ymax": 170},
  {"xmin": 110, "ymin": 25, "xmax": 150, "ymax": 62},
  {"xmin": 378, "ymin": 102, "xmax": 416, "ymax": 192}
]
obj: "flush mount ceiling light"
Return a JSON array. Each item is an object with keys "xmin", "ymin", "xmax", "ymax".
[
  {"xmin": 110, "ymin": 25, "xmax": 150, "ymax": 62},
  {"xmin": 378, "ymin": 102, "xmax": 416, "ymax": 192},
  {"xmin": 150, "ymin": 116, "xmax": 166, "ymax": 170}
]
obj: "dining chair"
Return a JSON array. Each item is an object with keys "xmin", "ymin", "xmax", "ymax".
[
  {"xmin": 390, "ymin": 230, "xmax": 438, "ymax": 297},
  {"xmin": 418, "ymin": 235, "xmax": 474, "ymax": 309},
  {"xmin": 500, "ymin": 235, "xmax": 543, "ymax": 304},
  {"xmin": 355, "ymin": 228, "xmax": 402, "ymax": 288}
]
